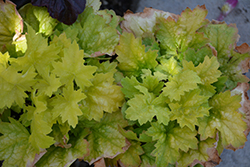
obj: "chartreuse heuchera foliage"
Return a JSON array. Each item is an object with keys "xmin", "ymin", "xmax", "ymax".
[{"xmin": 0, "ymin": 0, "xmax": 250, "ymax": 167}]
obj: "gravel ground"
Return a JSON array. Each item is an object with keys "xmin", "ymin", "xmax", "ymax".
[{"xmin": 137, "ymin": 0, "xmax": 250, "ymax": 166}]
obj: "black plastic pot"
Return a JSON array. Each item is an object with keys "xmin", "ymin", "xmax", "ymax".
[
  {"xmin": 100, "ymin": 0, "xmax": 140, "ymax": 16},
  {"xmin": 8, "ymin": 0, "xmax": 30, "ymax": 9},
  {"xmin": 10, "ymin": 0, "xmax": 140, "ymax": 15}
]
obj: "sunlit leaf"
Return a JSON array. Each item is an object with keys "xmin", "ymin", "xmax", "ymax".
[
  {"xmin": 35, "ymin": 129, "xmax": 89, "ymax": 167},
  {"xmin": 0, "ymin": 118, "xmax": 37, "ymax": 167},
  {"xmin": 84, "ymin": 112, "xmax": 127, "ymax": 163},
  {"xmin": 198, "ymin": 91, "xmax": 247, "ymax": 148},
  {"xmin": 125, "ymin": 85, "xmax": 170, "ymax": 125},
  {"xmin": 52, "ymin": 40, "xmax": 97, "ymax": 90},
  {"xmin": 156, "ymin": 5, "xmax": 208, "ymax": 56},
  {"xmin": 50, "ymin": 85, "xmax": 86, "ymax": 128},
  {"xmin": 146, "ymin": 121, "xmax": 198, "ymax": 166},
  {"xmin": 0, "ymin": 0, "xmax": 22, "ymax": 52},
  {"xmin": 19, "ymin": 4, "xmax": 58, "ymax": 36},
  {"xmin": 163, "ymin": 69, "xmax": 201, "ymax": 101},
  {"xmin": 169, "ymin": 89, "xmax": 210, "ymax": 130},
  {"xmin": 116, "ymin": 32, "xmax": 158, "ymax": 77},
  {"xmin": 177, "ymin": 138, "xmax": 216, "ymax": 167},
  {"xmin": 79, "ymin": 72, "xmax": 124, "ymax": 121},
  {"xmin": 0, "ymin": 66, "xmax": 36, "ymax": 108},
  {"xmin": 78, "ymin": 7, "xmax": 119, "ymax": 56}
]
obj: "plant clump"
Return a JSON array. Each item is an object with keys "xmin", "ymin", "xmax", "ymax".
[{"xmin": 0, "ymin": 0, "xmax": 250, "ymax": 167}]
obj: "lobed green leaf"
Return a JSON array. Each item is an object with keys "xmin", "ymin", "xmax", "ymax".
[
  {"xmin": 146, "ymin": 121, "xmax": 198, "ymax": 166},
  {"xmin": 125, "ymin": 86, "xmax": 170, "ymax": 125},
  {"xmin": 116, "ymin": 32, "xmax": 158, "ymax": 77},
  {"xmin": 198, "ymin": 91, "xmax": 247, "ymax": 148},
  {"xmin": 163, "ymin": 69, "xmax": 202, "ymax": 101},
  {"xmin": 0, "ymin": 118, "xmax": 37, "ymax": 167}
]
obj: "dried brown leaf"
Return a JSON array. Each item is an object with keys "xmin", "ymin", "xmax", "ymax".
[
  {"xmin": 94, "ymin": 158, "xmax": 106, "ymax": 167},
  {"xmin": 236, "ymin": 43, "xmax": 250, "ymax": 73},
  {"xmin": 190, "ymin": 147, "xmax": 221, "ymax": 167},
  {"xmin": 121, "ymin": 7, "xmax": 177, "ymax": 37},
  {"xmin": 232, "ymin": 83, "xmax": 250, "ymax": 136}
]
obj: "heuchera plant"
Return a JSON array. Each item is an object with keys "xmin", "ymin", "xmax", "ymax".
[{"xmin": 0, "ymin": 0, "xmax": 250, "ymax": 167}]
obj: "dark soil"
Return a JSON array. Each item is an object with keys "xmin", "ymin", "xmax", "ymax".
[{"xmin": 100, "ymin": 0, "xmax": 140, "ymax": 16}]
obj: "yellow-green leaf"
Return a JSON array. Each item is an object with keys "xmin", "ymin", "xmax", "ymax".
[
  {"xmin": 50, "ymin": 85, "xmax": 86, "ymax": 128},
  {"xmin": 125, "ymin": 86, "xmax": 171, "ymax": 125},
  {"xmin": 35, "ymin": 129, "xmax": 89, "ymax": 167},
  {"xmin": 52, "ymin": 40, "xmax": 97, "ymax": 90},
  {"xmin": 79, "ymin": 72, "xmax": 124, "ymax": 121},
  {"xmin": 156, "ymin": 5, "xmax": 208, "ymax": 55},
  {"xmin": 0, "ymin": 0, "xmax": 22, "ymax": 52},
  {"xmin": 0, "ymin": 118, "xmax": 37, "ymax": 167},
  {"xmin": 183, "ymin": 56, "xmax": 221, "ymax": 85},
  {"xmin": 183, "ymin": 56, "xmax": 222, "ymax": 96},
  {"xmin": 155, "ymin": 57, "xmax": 182, "ymax": 79},
  {"xmin": 29, "ymin": 113, "xmax": 55, "ymax": 151},
  {"xmin": 0, "ymin": 66, "xmax": 36, "ymax": 108},
  {"xmin": 198, "ymin": 91, "xmax": 247, "ymax": 148},
  {"xmin": 116, "ymin": 32, "xmax": 158, "ymax": 77},
  {"xmin": 84, "ymin": 112, "xmax": 127, "ymax": 163},
  {"xmin": 177, "ymin": 138, "xmax": 216, "ymax": 167},
  {"xmin": 115, "ymin": 141, "xmax": 144, "ymax": 167},
  {"xmin": 169, "ymin": 89, "xmax": 210, "ymax": 131},
  {"xmin": 163, "ymin": 69, "xmax": 202, "ymax": 101},
  {"xmin": 19, "ymin": 4, "xmax": 58, "ymax": 36},
  {"xmin": 78, "ymin": 7, "xmax": 119, "ymax": 56},
  {"xmin": 146, "ymin": 121, "xmax": 198, "ymax": 166}
]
